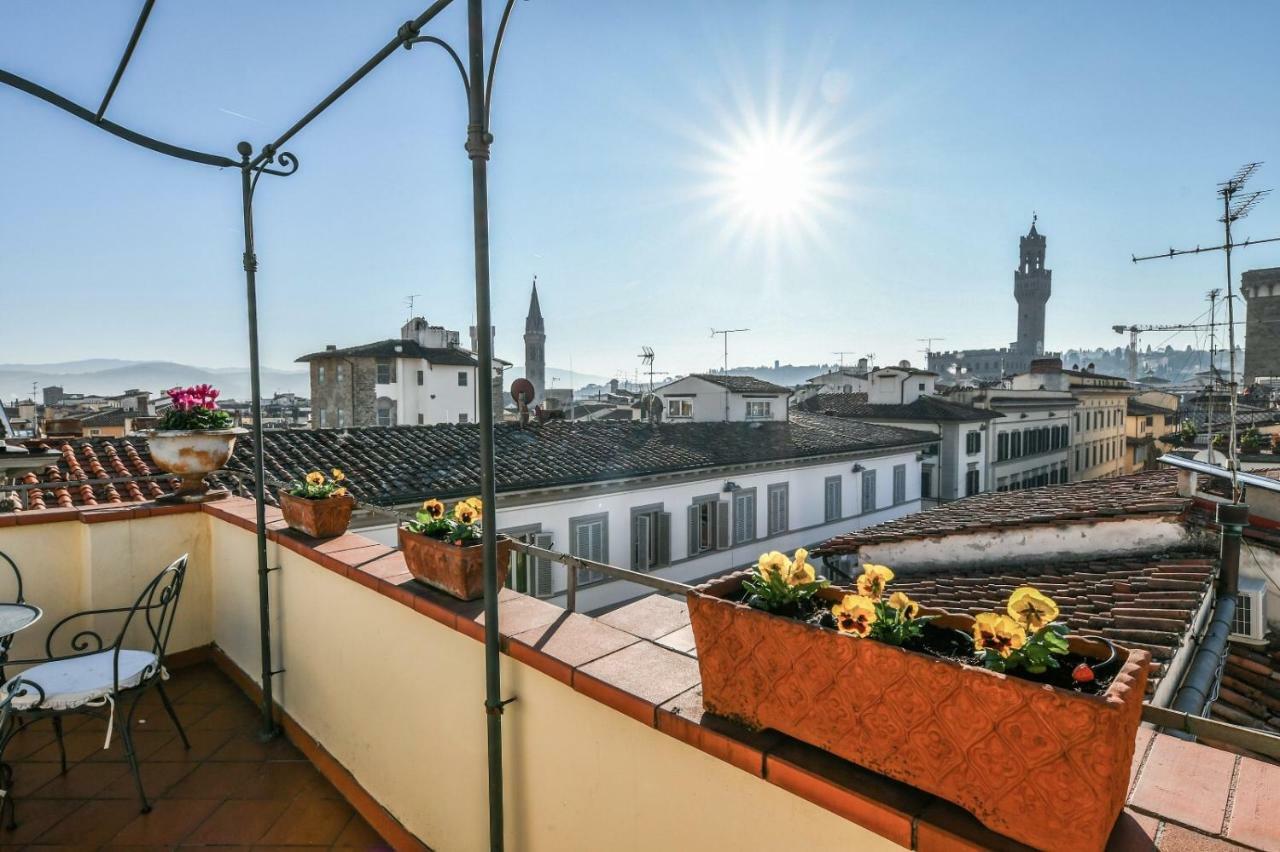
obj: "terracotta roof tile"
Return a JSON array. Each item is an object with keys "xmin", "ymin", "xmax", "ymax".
[{"xmin": 815, "ymin": 469, "xmax": 1186, "ymax": 554}]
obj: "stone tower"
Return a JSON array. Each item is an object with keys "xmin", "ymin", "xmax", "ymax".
[
  {"xmin": 523, "ymin": 277, "xmax": 546, "ymax": 405},
  {"xmin": 1243, "ymin": 267, "xmax": 1280, "ymax": 383},
  {"xmin": 1014, "ymin": 217, "xmax": 1051, "ymax": 357}
]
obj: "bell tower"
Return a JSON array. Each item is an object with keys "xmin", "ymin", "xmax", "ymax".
[
  {"xmin": 523, "ymin": 277, "xmax": 546, "ymax": 405},
  {"xmin": 1014, "ymin": 216, "xmax": 1051, "ymax": 357}
]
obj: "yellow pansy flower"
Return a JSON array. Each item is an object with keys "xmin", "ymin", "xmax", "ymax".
[
  {"xmin": 422, "ymin": 498, "xmax": 445, "ymax": 519},
  {"xmin": 973, "ymin": 613, "xmax": 1027, "ymax": 659},
  {"xmin": 887, "ymin": 591, "xmax": 919, "ymax": 619},
  {"xmin": 757, "ymin": 551, "xmax": 791, "ymax": 581},
  {"xmin": 1007, "ymin": 586, "xmax": 1059, "ymax": 633},
  {"xmin": 332, "ymin": 487, "xmax": 348, "ymax": 497},
  {"xmin": 331, "ymin": 468, "xmax": 346, "ymax": 482},
  {"xmin": 454, "ymin": 501, "xmax": 479, "ymax": 524},
  {"xmin": 305, "ymin": 471, "xmax": 324, "ymax": 486},
  {"xmin": 832, "ymin": 594, "xmax": 878, "ymax": 637},
  {"xmin": 786, "ymin": 548, "xmax": 815, "ymax": 585},
  {"xmin": 857, "ymin": 563, "xmax": 895, "ymax": 600}
]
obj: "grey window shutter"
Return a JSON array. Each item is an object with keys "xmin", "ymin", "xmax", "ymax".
[
  {"xmin": 733, "ymin": 496, "xmax": 746, "ymax": 543},
  {"xmin": 687, "ymin": 505, "xmax": 699, "ymax": 557},
  {"xmin": 533, "ymin": 532, "xmax": 553, "ymax": 597},
  {"xmin": 656, "ymin": 512, "xmax": 671, "ymax": 566},
  {"xmin": 632, "ymin": 514, "xmax": 651, "ymax": 572},
  {"xmin": 716, "ymin": 501, "xmax": 730, "ymax": 549}
]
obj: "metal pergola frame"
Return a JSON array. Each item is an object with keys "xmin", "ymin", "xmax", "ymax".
[{"xmin": 2, "ymin": 2, "xmax": 517, "ymax": 847}]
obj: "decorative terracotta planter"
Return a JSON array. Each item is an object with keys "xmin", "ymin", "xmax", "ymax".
[
  {"xmin": 278, "ymin": 490, "xmax": 355, "ymax": 538},
  {"xmin": 140, "ymin": 428, "xmax": 247, "ymax": 503},
  {"xmin": 399, "ymin": 528, "xmax": 512, "ymax": 600},
  {"xmin": 688, "ymin": 571, "xmax": 1150, "ymax": 852}
]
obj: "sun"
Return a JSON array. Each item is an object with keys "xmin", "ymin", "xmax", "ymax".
[
  {"xmin": 722, "ymin": 132, "xmax": 819, "ymax": 223},
  {"xmin": 691, "ymin": 100, "xmax": 853, "ymax": 265}
]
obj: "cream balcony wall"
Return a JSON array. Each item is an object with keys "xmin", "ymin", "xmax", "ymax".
[
  {"xmin": 0, "ymin": 512, "xmax": 213, "ymax": 661},
  {"xmin": 203, "ymin": 515, "xmax": 903, "ymax": 851}
]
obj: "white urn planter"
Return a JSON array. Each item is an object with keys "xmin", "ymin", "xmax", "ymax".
[{"xmin": 140, "ymin": 428, "xmax": 247, "ymax": 503}]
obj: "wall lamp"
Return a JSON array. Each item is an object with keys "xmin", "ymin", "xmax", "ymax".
[
  {"xmin": 851, "ymin": 463, "xmax": 866, "ymax": 473},
  {"xmin": 723, "ymin": 481, "xmax": 741, "ymax": 492}
]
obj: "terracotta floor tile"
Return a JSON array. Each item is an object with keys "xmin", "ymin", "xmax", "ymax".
[
  {"xmin": 188, "ymin": 702, "xmax": 259, "ymax": 731},
  {"xmin": 333, "ymin": 814, "xmax": 392, "ymax": 849},
  {"xmin": 232, "ymin": 761, "xmax": 327, "ymax": 801},
  {"xmin": 161, "ymin": 761, "xmax": 263, "ymax": 800},
  {"xmin": 574, "ymin": 640, "xmax": 702, "ymax": 720},
  {"xmin": 107, "ymin": 797, "xmax": 221, "ymax": 845},
  {"xmin": 1129, "ymin": 734, "xmax": 1236, "ymax": 835},
  {"xmin": 596, "ymin": 594, "xmax": 690, "ymax": 640},
  {"xmin": 97, "ymin": 761, "xmax": 195, "ymax": 800},
  {"xmin": 0, "ymin": 797, "xmax": 84, "ymax": 846},
  {"xmin": 1224, "ymin": 755, "xmax": 1280, "ymax": 852},
  {"xmin": 182, "ymin": 798, "xmax": 291, "ymax": 845},
  {"xmin": 207, "ymin": 730, "xmax": 305, "ymax": 763},
  {"xmin": 653, "ymin": 624, "xmax": 697, "ymax": 655},
  {"xmin": 1156, "ymin": 824, "xmax": 1244, "ymax": 851},
  {"xmin": 25, "ymin": 760, "xmax": 129, "ymax": 799},
  {"xmin": 39, "ymin": 797, "xmax": 144, "ymax": 846},
  {"xmin": 259, "ymin": 797, "xmax": 355, "ymax": 846},
  {"xmin": 148, "ymin": 726, "xmax": 234, "ymax": 762},
  {"xmin": 510, "ymin": 611, "xmax": 640, "ymax": 670},
  {"xmin": 8, "ymin": 761, "xmax": 63, "ymax": 798}
]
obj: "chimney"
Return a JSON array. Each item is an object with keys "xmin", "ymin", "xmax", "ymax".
[
  {"xmin": 325, "ymin": 344, "xmax": 337, "ymax": 352},
  {"xmin": 857, "ymin": 357, "xmax": 868, "ymax": 371}
]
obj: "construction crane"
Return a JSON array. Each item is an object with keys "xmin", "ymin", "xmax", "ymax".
[{"xmin": 1111, "ymin": 320, "xmax": 1240, "ymax": 380}]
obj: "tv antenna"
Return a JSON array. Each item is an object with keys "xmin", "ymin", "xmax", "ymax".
[
  {"xmin": 638, "ymin": 346, "xmax": 666, "ymax": 422},
  {"xmin": 711, "ymin": 328, "xmax": 749, "ymax": 422},
  {"xmin": 405, "ymin": 294, "xmax": 423, "ymax": 322},
  {"xmin": 1132, "ymin": 162, "xmax": 1280, "ymax": 501},
  {"xmin": 865, "ymin": 352, "xmax": 876, "ymax": 372},
  {"xmin": 917, "ymin": 337, "xmax": 945, "ymax": 360},
  {"xmin": 833, "ymin": 351, "xmax": 857, "ymax": 369}
]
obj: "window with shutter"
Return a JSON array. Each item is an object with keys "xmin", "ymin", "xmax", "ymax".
[
  {"xmin": 893, "ymin": 465, "xmax": 906, "ymax": 504},
  {"xmin": 533, "ymin": 532, "xmax": 554, "ymax": 597},
  {"xmin": 861, "ymin": 470, "xmax": 877, "ymax": 513},
  {"xmin": 689, "ymin": 497, "xmax": 721, "ymax": 557},
  {"xmin": 569, "ymin": 513, "xmax": 608, "ymax": 585},
  {"xmin": 767, "ymin": 484, "xmax": 789, "ymax": 535},
  {"xmin": 716, "ymin": 502, "xmax": 730, "ymax": 549},
  {"xmin": 824, "ymin": 476, "xmax": 841, "ymax": 522},
  {"xmin": 732, "ymin": 489, "xmax": 756, "ymax": 544},
  {"xmin": 630, "ymin": 505, "xmax": 669, "ymax": 571}
]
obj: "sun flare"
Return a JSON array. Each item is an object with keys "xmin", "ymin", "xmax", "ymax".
[{"xmin": 722, "ymin": 133, "xmax": 819, "ymax": 222}]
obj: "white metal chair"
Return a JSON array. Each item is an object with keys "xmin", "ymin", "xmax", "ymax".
[{"xmin": 0, "ymin": 554, "xmax": 191, "ymax": 822}]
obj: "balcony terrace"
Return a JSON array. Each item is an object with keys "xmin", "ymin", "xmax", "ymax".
[{"xmin": 0, "ymin": 498, "xmax": 1278, "ymax": 850}]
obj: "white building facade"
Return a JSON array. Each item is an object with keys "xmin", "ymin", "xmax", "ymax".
[{"xmin": 658, "ymin": 374, "xmax": 791, "ymax": 423}]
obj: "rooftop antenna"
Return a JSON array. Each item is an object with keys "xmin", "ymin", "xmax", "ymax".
[
  {"xmin": 917, "ymin": 337, "xmax": 945, "ymax": 362},
  {"xmin": 711, "ymin": 327, "xmax": 749, "ymax": 422},
  {"xmin": 865, "ymin": 352, "xmax": 876, "ymax": 372},
  {"xmin": 1133, "ymin": 162, "xmax": 1280, "ymax": 502},
  {"xmin": 405, "ymin": 293, "xmax": 423, "ymax": 323},
  {"xmin": 833, "ymin": 351, "xmax": 857, "ymax": 369},
  {"xmin": 639, "ymin": 346, "xmax": 658, "ymax": 422}
]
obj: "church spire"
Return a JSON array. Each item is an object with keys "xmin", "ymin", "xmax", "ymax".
[{"xmin": 525, "ymin": 275, "xmax": 544, "ymax": 334}]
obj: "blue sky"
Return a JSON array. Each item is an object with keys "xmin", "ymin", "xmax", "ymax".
[{"xmin": 4, "ymin": 1, "xmax": 1280, "ymax": 381}]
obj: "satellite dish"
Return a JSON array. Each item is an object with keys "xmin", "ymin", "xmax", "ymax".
[{"xmin": 511, "ymin": 378, "xmax": 535, "ymax": 405}]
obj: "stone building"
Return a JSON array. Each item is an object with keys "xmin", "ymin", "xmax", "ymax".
[
  {"xmin": 298, "ymin": 317, "xmax": 507, "ymax": 428},
  {"xmin": 1011, "ymin": 357, "xmax": 1131, "ymax": 481},
  {"xmin": 523, "ymin": 278, "xmax": 546, "ymax": 406},
  {"xmin": 1243, "ymin": 266, "xmax": 1280, "ymax": 383},
  {"xmin": 928, "ymin": 219, "xmax": 1059, "ymax": 381}
]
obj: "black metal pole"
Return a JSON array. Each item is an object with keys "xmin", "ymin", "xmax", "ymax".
[
  {"xmin": 238, "ymin": 141, "xmax": 279, "ymax": 740},
  {"xmin": 464, "ymin": 0, "xmax": 503, "ymax": 848}
]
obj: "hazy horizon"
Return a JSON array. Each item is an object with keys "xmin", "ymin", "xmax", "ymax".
[{"xmin": 4, "ymin": 2, "xmax": 1279, "ymax": 380}]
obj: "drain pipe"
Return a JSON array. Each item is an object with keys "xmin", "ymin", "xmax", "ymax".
[{"xmin": 1167, "ymin": 502, "xmax": 1247, "ymax": 737}]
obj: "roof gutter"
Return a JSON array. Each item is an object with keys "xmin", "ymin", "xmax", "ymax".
[{"xmin": 1166, "ymin": 502, "xmax": 1247, "ymax": 735}]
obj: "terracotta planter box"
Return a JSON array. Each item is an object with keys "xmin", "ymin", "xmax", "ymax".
[
  {"xmin": 688, "ymin": 571, "xmax": 1150, "ymax": 852},
  {"xmin": 399, "ymin": 528, "xmax": 512, "ymax": 601},
  {"xmin": 140, "ymin": 428, "xmax": 247, "ymax": 503},
  {"xmin": 278, "ymin": 490, "xmax": 355, "ymax": 539}
]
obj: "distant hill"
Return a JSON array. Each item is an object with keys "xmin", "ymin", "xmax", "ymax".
[{"xmin": 0, "ymin": 360, "xmax": 309, "ymax": 403}]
